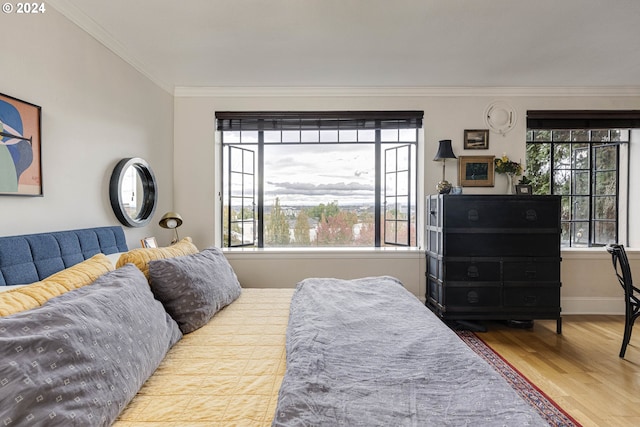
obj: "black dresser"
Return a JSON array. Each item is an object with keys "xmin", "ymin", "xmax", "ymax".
[{"xmin": 426, "ymin": 194, "xmax": 562, "ymax": 333}]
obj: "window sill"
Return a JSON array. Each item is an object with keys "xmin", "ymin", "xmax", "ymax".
[
  {"xmin": 222, "ymin": 246, "xmax": 424, "ymax": 260},
  {"xmin": 561, "ymin": 247, "xmax": 640, "ymax": 260}
]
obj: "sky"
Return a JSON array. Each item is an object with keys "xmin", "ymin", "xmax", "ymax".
[{"xmin": 263, "ymin": 144, "xmax": 376, "ymax": 207}]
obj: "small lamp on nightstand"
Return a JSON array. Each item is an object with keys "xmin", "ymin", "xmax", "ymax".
[
  {"xmin": 433, "ymin": 139, "xmax": 457, "ymax": 194},
  {"xmin": 159, "ymin": 212, "xmax": 183, "ymax": 244}
]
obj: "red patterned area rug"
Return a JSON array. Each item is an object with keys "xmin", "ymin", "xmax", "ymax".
[{"xmin": 456, "ymin": 330, "xmax": 582, "ymax": 427}]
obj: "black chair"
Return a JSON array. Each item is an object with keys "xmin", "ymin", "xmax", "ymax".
[{"xmin": 606, "ymin": 244, "xmax": 640, "ymax": 358}]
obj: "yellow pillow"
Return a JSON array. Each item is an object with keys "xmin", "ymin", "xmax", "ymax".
[
  {"xmin": 0, "ymin": 253, "xmax": 114, "ymax": 317},
  {"xmin": 46, "ymin": 253, "xmax": 114, "ymax": 291},
  {"xmin": 115, "ymin": 237, "xmax": 199, "ymax": 278}
]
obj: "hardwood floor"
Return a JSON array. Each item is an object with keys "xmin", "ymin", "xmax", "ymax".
[{"xmin": 478, "ymin": 315, "xmax": 640, "ymax": 427}]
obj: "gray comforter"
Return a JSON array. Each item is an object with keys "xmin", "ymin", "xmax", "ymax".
[{"xmin": 272, "ymin": 276, "xmax": 548, "ymax": 427}]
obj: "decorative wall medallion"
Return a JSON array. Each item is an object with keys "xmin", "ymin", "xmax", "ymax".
[{"xmin": 484, "ymin": 101, "xmax": 517, "ymax": 135}]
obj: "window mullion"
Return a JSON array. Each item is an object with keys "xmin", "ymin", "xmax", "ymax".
[
  {"xmin": 257, "ymin": 123, "xmax": 264, "ymax": 248},
  {"xmin": 374, "ymin": 126, "xmax": 381, "ymax": 247}
]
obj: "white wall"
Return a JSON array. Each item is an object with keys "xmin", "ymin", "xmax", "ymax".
[
  {"xmin": 174, "ymin": 88, "xmax": 640, "ymax": 313},
  {"xmin": 0, "ymin": 9, "xmax": 174, "ymax": 248}
]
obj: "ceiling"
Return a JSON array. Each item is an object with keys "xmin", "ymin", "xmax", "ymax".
[{"xmin": 49, "ymin": 0, "xmax": 640, "ymax": 93}]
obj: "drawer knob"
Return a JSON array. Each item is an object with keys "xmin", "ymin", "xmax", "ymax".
[
  {"xmin": 467, "ymin": 291, "xmax": 480, "ymax": 304},
  {"xmin": 467, "ymin": 266, "xmax": 480, "ymax": 278},
  {"xmin": 525, "ymin": 209, "xmax": 538, "ymax": 221},
  {"xmin": 468, "ymin": 209, "xmax": 479, "ymax": 222}
]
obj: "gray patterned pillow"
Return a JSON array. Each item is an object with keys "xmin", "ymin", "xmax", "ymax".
[
  {"xmin": 0, "ymin": 264, "xmax": 182, "ymax": 426},
  {"xmin": 149, "ymin": 247, "xmax": 241, "ymax": 334}
]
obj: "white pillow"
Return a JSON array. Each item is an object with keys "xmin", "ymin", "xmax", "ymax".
[
  {"xmin": 105, "ymin": 251, "xmax": 125, "ymax": 268},
  {"xmin": 0, "ymin": 284, "xmax": 28, "ymax": 293}
]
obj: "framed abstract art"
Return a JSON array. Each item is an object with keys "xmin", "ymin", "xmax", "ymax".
[{"xmin": 0, "ymin": 93, "xmax": 42, "ymax": 196}]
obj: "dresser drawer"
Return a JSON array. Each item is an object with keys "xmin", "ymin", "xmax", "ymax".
[
  {"xmin": 503, "ymin": 287, "xmax": 560, "ymax": 308},
  {"xmin": 503, "ymin": 260, "xmax": 560, "ymax": 282},
  {"xmin": 445, "ymin": 286, "xmax": 501, "ymax": 308},
  {"xmin": 444, "ymin": 197, "xmax": 560, "ymax": 229},
  {"xmin": 445, "ymin": 233, "xmax": 559, "ymax": 257},
  {"xmin": 445, "ymin": 261, "xmax": 501, "ymax": 281}
]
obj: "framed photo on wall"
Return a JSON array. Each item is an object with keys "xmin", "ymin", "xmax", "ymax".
[
  {"xmin": 0, "ymin": 93, "xmax": 42, "ymax": 196},
  {"xmin": 458, "ymin": 155, "xmax": 495, "ymax": 187},
  {"xmin": 141, "ymin": 237, "xmax": 158, "ymax": 248},
  {"xmin": 463, "ymin": 129, "xmax": 489, "ymax": 150}
]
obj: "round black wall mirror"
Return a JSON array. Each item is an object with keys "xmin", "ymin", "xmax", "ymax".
[{"xmin": 109, "ymin": 157, "xmax": 158, "ymax": 227}]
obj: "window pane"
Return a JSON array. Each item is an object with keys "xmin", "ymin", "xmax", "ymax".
[
  {"xmin": 358, "ymin": 129, "xmax": 375, "ymax": 142},
  {"xmin": 399, "ymin": 129, "xmax": 417, "ymax": 142},
  {"xmin": 320, "ymin": 130, "xmax": 338, "ymax": 142},
  {"xmin": 572, "ymin": 144, "xmax": 589, "ymax": 169},
  {"xmin": 574, "ymin": 170, "xmax": 589, "ymax": 195},
  {"xmin": 263, "ymin": 144, "xmax": 375, "ymax": 247},
  {"xmin": 572, "ymin": 221, "xmax": 589, "ymax": 247},
  {"xmin": 594, "ymin": 171, "xmax": 616, "ymax": 195},
  {"xmin": 573, "ymin": 196, "xmax": 589, "ymax": 220},
  {"xmin": 571, "ymin": 130, "xmax": 588, "ymax": 141},
  {"xmin": 282, "ymin": 131, "xmax": 300, "ymax": 143},
  {"xmin": 594, "ymin": 196, "xmax": 616, "ymax": 220},
  {"xmin": 339, "ymin": 130, "xmax": 357, "ymax": 142},
  {"xmin": 381, "ymin": 129, "xmax": 398, "ymax": 142},
  {"xmin": 386, "ymin": 173, "xmax": 396, "ymax": 195},
  {"xmin": 594, "ymin": 221, "xmax": 616, "ymax": 245},
  {"xmin": 553, "ymin": 170, "xmax": 571, "ymax": 195},
  {"xmin": 595, "ymin": 146, "xmax": 616, "ymax": 170},
  {"xmin": 301, "ymin": 130, "xmax": 319, "ymax": 143},
  {"xmin": 264, "ymin": 131, "xmax": 281, "ymax": 143},
  {"xmin": 534, "ymin": 130, "xmax": 551, "ymax": 141},
  {"xmin": 224, "ymin": 130, "xmax": 240, "ymax": 143},
  {"xmin": 386, "ymin": 149, "xmax": 397, "ymax": 171},
  {"xmin": 554, "ymin": 144, "xmax": 570, "ymax": 169},
  {"xmin": 560, "ymin": 196, "xmax": 571, "ymax": 221},
  {"xmin": 243, "ymin": 174, "xmax": 253, "ymax": 197},
  {"xmin": 241, "ymin": 131, "xmax": 258, "ymax": 143},
  {"xmin": 241, "ymin": 222, "xmax": 254, "ymax": 245},
  {"xmin": 552, "ymin": 130, "xmax": 570, "ymax": 142},
  {"xmin": 560, "ymin": 222, "xmax": 571, "ymax": 246},
  {"xmin": 243, "ymin": 150, "xmax": 254, "ymax": 174},
  {"xmin": 230, "ymin": 172, "xmax": 243, "ymax": 197},
  {"xmin": 591, "ymin": 130, "xmax": 609, "ymax": 142},
  {"xmin": 525, "ymin": 143, "xmax": 550, "ymax": 194},
  {"xmin": 397, "ymin": 171, "xmax": 409, "ymax": 195}
]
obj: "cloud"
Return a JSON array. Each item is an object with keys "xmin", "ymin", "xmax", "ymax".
[{"xmin": 266, "ymin": 181, "xmax": 374, "ymax": 196}]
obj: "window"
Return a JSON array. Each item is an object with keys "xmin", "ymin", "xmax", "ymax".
[
  {"xmin": 217, "ymin": 111, "xmax": 423, "ymax": 248},
  {"xmin": 526, "ymin": 110, "xmax": 639, "ymax": 247}
]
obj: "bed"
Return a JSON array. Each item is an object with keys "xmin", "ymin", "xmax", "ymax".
[{"xmin": 0, "ymin": 226, "xmax": 549, "ymax": 426}]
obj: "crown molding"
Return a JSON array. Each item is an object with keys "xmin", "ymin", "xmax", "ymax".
[
  {"xmin": 48, "ymin": 0, "xmax": 173, "ymax": 94},
  {"xmin": 174, "ymin": 85, "xmax": 640, "ymax": 98}
]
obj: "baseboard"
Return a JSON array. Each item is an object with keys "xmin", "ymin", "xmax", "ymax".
[{"xmin": 561, "ymin": 297, "xmax": 624, "ymax": 315}]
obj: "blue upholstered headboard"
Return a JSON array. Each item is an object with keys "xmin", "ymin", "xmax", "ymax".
[{"xmin": 0, "ymin": 226, "xmax": 128, "ymax": 287}]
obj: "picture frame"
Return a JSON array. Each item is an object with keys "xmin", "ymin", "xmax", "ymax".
[
  {"xmin": 458, "ymin": 155, "xmax": 495, "ymax": 187},
  {"xmin": 516, "ymin": 184, "xmax": 533, "ymax": 195},
  {"xmin": 463, "ymin": 129, "xmax": 489, "ymax": 150},
  {"xmin": 141, "ymin": 236, "xmax": 158, "ymax": 248},
  {"xmin": 0, "ymin": 93, "xmax": 42, "ymax": 196}
]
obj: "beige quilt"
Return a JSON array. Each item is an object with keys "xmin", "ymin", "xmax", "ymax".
[{"xmin": 114, "ymin": 288, "xmax": 294, "ymax": 427}]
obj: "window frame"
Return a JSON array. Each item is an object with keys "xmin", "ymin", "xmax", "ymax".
[
  {"xmin": 217, "ymin": 111, "xmax": 423, "ymax": 249},
  {"xmin": 526, "ymin": 127, "xmax": 628, "ymax": 247}
]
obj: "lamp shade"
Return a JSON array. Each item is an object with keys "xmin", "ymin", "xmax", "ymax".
[
  {"xmin": 159, "ymin": 212, "xmax": 183, "ymax": 229},
  {"xmin": 433, "ymin": 139, "xmax": 457, "ymax": 161}
]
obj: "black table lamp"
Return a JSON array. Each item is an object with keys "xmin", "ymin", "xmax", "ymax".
[{"xmin": 433, "ymin": 139, "xmax": 457, "ymax": 194}]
